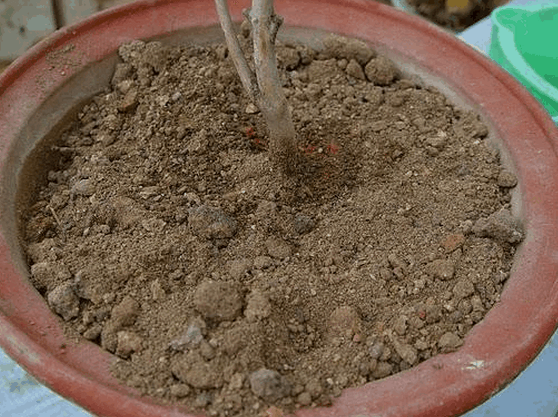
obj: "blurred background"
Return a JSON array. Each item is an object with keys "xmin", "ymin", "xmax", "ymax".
[{"xmin": 0, "ymin": 0, "xmax": 510, "ymax": 75}]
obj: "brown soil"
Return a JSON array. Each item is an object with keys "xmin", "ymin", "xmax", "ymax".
[{"xmin": 20, "ymin": 32, "xmax": 522, "ymax": 417}]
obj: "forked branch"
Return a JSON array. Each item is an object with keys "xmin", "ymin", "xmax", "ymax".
[
  {"xmin": 214, "ymin": 0, "xmax": 298, "ymax": 174},
  {"xmin": 214, "ymin": 0, "xmax": 258, "ymax": 100}
]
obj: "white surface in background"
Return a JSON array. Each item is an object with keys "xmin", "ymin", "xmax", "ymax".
[
  {"xmin": 0, "ymin": 0, "xmax": 55, "ymax": 60},
  {"xmin": 59, "ymin": 0, "xmax": 98, "ymax": 26},
  {"xmin": 0, "ymin": 349, "xmax": 92, "ymax": 416}
]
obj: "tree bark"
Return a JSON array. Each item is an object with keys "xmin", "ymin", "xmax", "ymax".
[{"xmin": 214, "ymin": 0, "xmax": 298, "ymax": 174}]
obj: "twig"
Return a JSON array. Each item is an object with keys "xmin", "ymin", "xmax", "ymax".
[
  {"xmin": 48, "ymin": 205, "xmax": 63, "ymax": 228},
  {"xmin": 214, "ymin": 0, "xmax": 298, "ymax": 173},
  {"xmin": 214, "ymin": 0, "xmax": 258, "ymax": 101},
  {"xmin": 48, "ymin": 205, "xmax": 66, "ymax": 241},
  {"xmin": 247, "ymin": 0, "xmax": 297, "ymax": 173}
]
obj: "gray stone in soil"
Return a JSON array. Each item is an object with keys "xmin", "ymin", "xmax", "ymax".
[
  {"xmin": 111, "ymin": 63, "xmax": 133, "ymax": 86},
  {"xmin": 367, "ymin": 340, "xmax": 385, "ymax": 360},
  {"xmin": 249, "ymin": 368, "xmax": 291, "ymax": 402},
  {"xmin": 392, "ymin": 338, "xmax": 418, "ymax": 365},
  {"xmin": 117, "ymin": 88, "xmax": 139, "ymax": 113},
  {"xmin": 438, "ymin": 332, "xmax": 463, "ymax": 352},
  {"xmin": 116, "ymin": 79, "xmax": 134, "ymax": 95},
  {"xmin": 170, "ymin": 384, "xmax": 190, "ymax": 398},
  {"xmin": 188, "ymin": 205, "xmax": 237, "ymax": 240},
  {"xmin": 425, "ymin": 131, "xmax": 448, "ymax": 149},
  {"xmin": 47, "ymin": 282, "xmax": 80, "ymax": 321},
  {"xmin": 473, "ymin": 208, "xmax": 523, "ymax": 244},
  {"xmin": 294, "ymin": 213, "xmax": 315, "ymax": 235},
  {"xmin": 458, "ymin": 298, "xmax": 473, "ymax": 314},
  {"xmin": 169, "ymin": 322, "xmax": 205, "ymax": 351},
  {"xmin": 194, "ymin": 392, "xmax": 213, "ymax": 407},
  {"xmin": 497, "ymin": 169, "xmax": 518, "ymax": 187},
  {"xmin": 83, "ymin": 324, "xmax": 102, "ymax": 341},
  {"xmin": 71, "ymin": 178, "xmax": 96, "ymax": 196}
]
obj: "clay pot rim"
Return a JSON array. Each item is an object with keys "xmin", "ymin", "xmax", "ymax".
[{"xmin": 1, "ymin": 1, "xmax": 558, "ymax": 416}]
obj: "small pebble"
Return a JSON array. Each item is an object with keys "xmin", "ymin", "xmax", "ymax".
[
  {"xmin": 117, "ymin": 88, "xmax": 139, "ymax": 112},
  {"xmin": 372, "ymin": 361, "xmax": 393, "ymax": 378},
  {"xmin": 427, "ymin": 259, "xmax": 455, "ymax": 280},
  {"xmin": 346, "ymin": 59, "xmax": 365, "ymax": 80},
  {"xmin": 249, "ymin": 369, "xmax": 291, "ymax": 402},
  {"xmin": 71, "ymin": 179, "xmax": 96, "ymax": 196},
  {"xmin": 453, "ymin": 279, "xmax": 475, "ymax": 300},
  {"xmin": 497, "ymin": 170, "xmax": 518, "ymax": 187},
  {"xmin": 170, "ymin": 384, "xmax": 191, "ymax": 398},
  {"xmin": 245, "ymin": 103, "xmax": 259, "ymax": 114},
  {"xmin": 47, "ymin": 282, "xmax": 80, "ymax": 321},
  {"xmin": 438, "ymin": 332, "xmax": 463, "ymax": 352},
  {"xmin": 116, "ymin": 330, "xmax": 143, "ymax": 358},
  {"xmin": 328, "ymin": 306, "xmax": 361, "ymax": 340},
  {"xmin": 194, "ymin": 281, "xmax": 243, "ymax": 322},
  {"xmin": 188, "ymin": 205, "xmax": 237, "ymax": 240},
  {"xmin": 244, "ymin": 290, "xmax": 272, "ymax": 321},
  {"xmin": 392, "ymin": 338, "xmax": 418, "ymax": 365},
  {"xmin": 364, "ymin": 56, "xmax": 397, "ymax": 85},
  {"xmin": 297, "ymin": 391, "xmax": 312, "ymax": 406},
  {"xmin": 472, "ymin": 208, "xmax": 523, "ymax": 243},
  {"xmin": 294, "ymin": 214, "xmax": 315, "ymax": 235}
]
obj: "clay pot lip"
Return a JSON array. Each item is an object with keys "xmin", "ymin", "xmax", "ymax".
[{"xmin": 1, "ymin": 1, "xmax": 558, "ymax": 417}]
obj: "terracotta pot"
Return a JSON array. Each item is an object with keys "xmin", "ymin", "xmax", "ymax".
[{"xmin": 1, "ymin": 0, "xmax": 557, "ymax": 416}]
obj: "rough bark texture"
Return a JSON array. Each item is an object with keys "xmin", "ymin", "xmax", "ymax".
[{"xmin": 215, "ymin": 0, "xmax": 298, "ymax": 174}]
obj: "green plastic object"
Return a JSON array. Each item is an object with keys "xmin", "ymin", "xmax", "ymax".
[{"xmin": 489, "ymin": 3, "xmax": 558, "ymax": 125}]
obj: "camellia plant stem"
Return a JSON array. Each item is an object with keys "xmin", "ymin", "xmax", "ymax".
[{"xmin": 214, "ymin": 0, "xmax": 298, "ymax": 174}]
